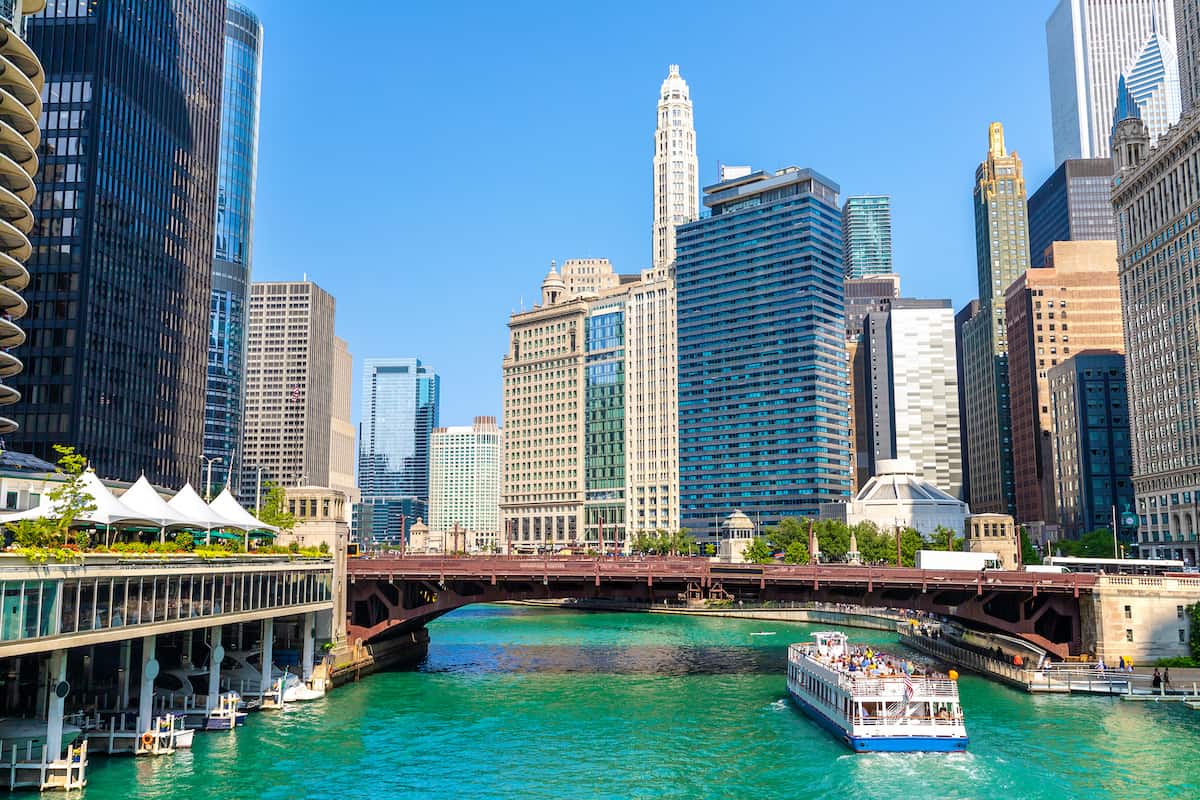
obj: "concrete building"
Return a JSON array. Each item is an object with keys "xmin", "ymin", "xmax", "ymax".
[
  {"xmin": 1046, "ymin": 0, "xmax": 1178, "ymax": 163},
  {"xmin": 13, "ymin": 0, "xmax": 224, "ymax": 486},
  {"xmin": 241, "ymin": 281, "xmax": 336, "ymax": 504},
  {"xmin": 861, "ymin": 300, "xmax": 962, "ymax": 499},
  {"xmin": 846, "ymin": 275, "xmax": 903, "ymax": 491},
  {"xmin": 329, "ymin": 337, "xmax": 356, "ymax": 519},
  {"xmin": 429, "ymin": 417, "xmax": 502, "ymax": 553},
  {"xmin": 841, "ymin": 196, "xmax": 893, "ymax": 278},
  {"xmin": 717, "ymin": 510, "xmax": 757, "ymax": 564},
  {"xmin": 954, "ymin": 300, "xmax": 981, "ymax": 506},
  {"xmin": 960, "ymin": 123, "xmax": 1030, "ymax": 516},
  {"xmin": 652, "ymin": 65, "xmax": 698, "ymax": 269},
  {"xmin": 676, "ymin": 166, "xmax": 850, "ymax": 532},
  {"xmin": 1112, "ymin": 106, "xmax": 1200, "ymax": 565},
  {"xmin": 559, "ymin": 258, "xmax": 621, "ymax": 297},
  {"xmin": 1005, "ymin": 240, "xmax": 1124, "ymax": 530},
  {"xmin": 204, "ymin": 2, "xmax": 264, "ymax": 496},
  {"xmin": 820, "ymin": 460, "xmax": 968, "ymax": 538},
  {"xmin": 963, "ymin": 513, "xmax": 1020, "ymax": 569},
  {"xmin": 1049, "ymin": 351, "xmax": 1134, "ymax": 541},
  {"xmin": 844, "ymin": 274, "xmax": 902, "ymax": 338},
  {"xmin": 1027, "ymin": 158, "xmax": 1117, "ymax": 267},
  {"xmin": 282, "ymin": 486, "xmax": 349, "ymax": 642},
  {"xmin": 1179, "ymin": 0, "xmax": 1200, "ymax": 112}
]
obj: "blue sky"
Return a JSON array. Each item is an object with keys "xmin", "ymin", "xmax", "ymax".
[{"xmin": 248, "ymin": 0, "xmax": 1059, "ymax": 427}]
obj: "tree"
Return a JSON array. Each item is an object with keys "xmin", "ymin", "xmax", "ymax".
[
  {"xmin": 1020, "ymin": 527, "xmax": 1042, "ymax": 566},
  {"xmin": 783, "ymin": 539, "xmax": 810, "ymax": 564},
  {"xmin": 744, "ymin": 537, "xmax": 772, "ymax": 564},
  {"xmin": 671, "ymin": 528, "xmax": 696, "ymax": 556},
  {"xmin": 6, "ymin": 445, "xmax": 96, "ymax": 549},
  {"xmin": 1056, "ymin": 528, "xmax": 1115, "ymax": 559},
  {"xmin": 255, "ymin": 481, "xmax": 295, "ymax": 532},
  {"xmin": 764, "ymin": 518, "xmax": 808, "ymax": 552},
  {"xmin": 931, "ymin": 525, "xmax": 961, "ymax": 552}
]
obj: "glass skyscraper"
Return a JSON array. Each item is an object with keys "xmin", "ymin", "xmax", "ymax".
[
  {"xmin": 358, "ymin": 359, "xmax": 440, "ymax": 500},
  {"xmin": 1026, "ymin": 158, "xmax": 1116, "ymax": 267},
  {"xmin": 206, "ymin": 1, "xmax": 263, "ymax": 495},
  {"xmin": 676, "ymin": 166, "xmax": 851, "ymax": 533},
  {"xmin": 13, "ymin": 1, "xmax": 225, "ymax": 486},
  {"xmin": 585, "ymin": 296, "xmax": 625, "ymax": 546},
  {"xmin": 841, "ymin": 195, "xmax": 893, "ymax": 278}
]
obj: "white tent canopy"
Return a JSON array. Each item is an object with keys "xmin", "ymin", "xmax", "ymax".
[
  {"xmin": 167, "ymin": 483, "xmax": 247, "ymax": 531},
  {"xmin": 209, "ymin": 489, "xmax": 277, "ymax": 533},
  {"xmin": 119, "ymin": 475, "xmax": 192, "ymax": 529},
  {"xmin": 0, "ymin": 469, "xmax": 156, "ymax": 528}
]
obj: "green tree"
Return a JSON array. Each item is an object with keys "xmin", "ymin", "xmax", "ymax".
[
  {"xmin": 783, "ymin": 539, "xmax": 810, "ymax": 564},
  {"xmin": 671, "ymin": 528, "xmax": 696, "ymax": 556},
  {"xmin": 255, "ymin": 482, "xmax": 295, "ymax": 532},
  {"xmin": 1020, "ymin": 527, "xmax": 1042, "ymax": 565},
  {"xmin": 1056, "ymin": 528, "xmax": 1116, "ymax": 558},
  {"xmin": 931, "ymin": 525, "xmax": 961, "ymax": 552},
  {"xmin": 6, "ymin": 445, "xmax": 96, "ymax": 549},
  {"xmin": 744, "ymin": 537, "xmax": 772, "ymax": 564},
  {"xmin": 764, "ymin": 518, "xmax": 808, "ymax": 552}
]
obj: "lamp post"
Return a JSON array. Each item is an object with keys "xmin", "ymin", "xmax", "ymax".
[{"xmin": 201, "ymin": 456, "xmax": 223, "ymax": 501}]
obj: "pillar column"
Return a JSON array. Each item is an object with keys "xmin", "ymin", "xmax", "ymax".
[
  {"xmin": 118, "ymin": 640, "xmax": 131, "ymax": 709},
  {"xmin": 44, "ymin": 650, "xmax": 67, "ymax": 761},
  {"xmin": 137, "ymin": 634, "xmax": 157, "ymax": 735},
  {"xmin": 301, "ymin": 612, "xmax": 315, "ymax": 681},
  {"xmin": 181, "ymin": 631, "xmax": 193, "ymax": 669},
  {"xmin": 207, "ymin": 625, "xmax": 224, "ymax": 710},
  {"xmin": 260, "ymin": 618, "xmax": 274, "ymax": 699}
]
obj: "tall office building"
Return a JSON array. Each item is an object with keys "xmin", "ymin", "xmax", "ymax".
[
  {"xmin": 1110, "ymin": 23, "xmax": 1182, "ymax": 145},
  {"xmin": 429, "ymin": 417, "xmax": 502, "ymax": 550},
  {"xmin": 560, "ymin": 258, "xmax": 620, "ymax": 297},
  {"xmin": 841, "ymin": 196, "xmax": 893, "ymax": 278},
  {"xmin": 1047, "ymin": 0, "xmax": 1177, "ymax": 163},
  {"xmin": 846, "ymin": 274, "xmax": 902, "ymax": 491},
  {"xmin": 861, "ymin": 300, "xmax": 962, "ymax": 498},
  {"xmin": 329, "ymin": 336, "xmax": 356, "ymax": 514},
  {"xmin": 954, "ymin": 300, "xmax": 981, "ymax": 505},
  {"xmin": 15, "ymin": 0, "xmax": 225, "ymax": 485},
  {"xmin": 205, "ymin": 1, "xmax": 263, "ymax": 495},
  {"xmin": 1027, "ymin": 158, "xmax": 1117, "ymax": 267},
  {"xmin": 0, "ymin": 5, "xmax": 42, "ymax": 435},
  {"xmin": 960, "ymin": 123, "xmax": 1031, "ymax": 516},
  {"xmin": 204, "ymin": 1, "xmax": 262, "ymax": 494},
  {"xmin": 651, "ymin": 65, "xmax": 698, "ymax": 269},
  {"xmin": 1179, "ymin": 0, "xmax": 1200, "ymax": 111},
  {"xmin": 241, "ymin": 281, "xmax": 336, "ymax": 504},
  {"xmin": 1004, "ymin": 241, "xmax": 1124, "ymax": 529},
  {"xmin": 676, "ymin": 166, "xmax": 850, "ymax": 532},
  {"xmin": 1049, "ymin": 351, "xmax": 1133, "ymax": 541},
  {"xmin": 358, "ymin": 358, "xmax": 440, "ymax": 499},
  {"xmin": 1112, "ymin": 106, "xmax": 1200, "ymax": 564}
]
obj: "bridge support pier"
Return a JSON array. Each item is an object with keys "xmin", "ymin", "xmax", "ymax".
[
  {"xmin": 137, "ymin": 634, "xmax": 157, "ymax": 736},
  {"xmin": 302, "ymin": 612, "xmax": 316, "ymax": 681},
  {"xmin": 207, "ymin": 625, "xmax": 224, "ymax": 710},
  {"xmin": 260, "ymin": 618, "xmax": 274, "ymax": 699},
  {"xmin": 44, "ymin": 648, "xmax": 67, "ymax": 760}
]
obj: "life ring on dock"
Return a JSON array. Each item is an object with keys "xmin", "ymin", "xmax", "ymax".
[{"xmin": 141, "ymin": 731, "xmax": 155, "ymax": 749}]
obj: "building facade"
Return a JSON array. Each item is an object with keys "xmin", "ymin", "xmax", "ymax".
[
  {"xmin": 241, "ymin": 281, "xmax": 336, "ymax": 504},
  {"xmin": 0, "ymin": 4, "xmax": 42, "ymax": 435},
  {"xmin": 1027, "ymin": 158, "xmax": 1117, "ymax": 267},
  {"xmin": 861, "ymin": 300, "xmax": 962, "ymax": 498},
  {"xmin": 652, "ymin": 65, "xmax": 698, "ymax": 270},
  {"xmin": 329, "ymin": 336, "xmax": 355, "ymax": 515},
  {"xmin": 428, "ymin": 417, "xmax": 502, "ymax": 551},
  {"xmin": 559, "ymin": 258, "xmax": 619, "ymax": 297},
  {"xmin": 1048, "ymin": 351, "xmax": 1134, "ymax": 541},
  {"xmin": 954, "ymin": 299, "xmax": 981, "ymax": 506},
  {"xmin": 1112, "ymin": 109, "xmax": 1200, "ymax": 565},
  {"xmin": 676, "ymin": 166, "xmax": 850, "ymax": 533},
  {"xmin": 357, "ymin": 358, "xmax": 439, "ymax": 500},
  {"xmin": 14, "ymin": 0, "xmax": 225, "ymax": 486},
  {"xmin": 1179, "ymin": 0, "xmax": 1199, "ymax": 112},
  {"xmin": 353, "ymin": 496, "xmax": 425, "ymax": 549},
  {"xmin": 820, "ymin": 459, "xmax": 968, "ymax": 538},
  {"xmin": 1046, "ymin": 0, "xmax": 1177, "ymax": 163},
  {"xmin": 1005, "ymin": 240, "xmax": 1124, "ymax": 529},
  {"xmin": 1112, "ymin": 24, "xmax": 1182, "ymax": 146},
  {"xmin": 841, "ymin": 195, "xmax": 893, "ymax": 278},
  {"xmin": 205, "ymin": 1, "xmax": 263, "ymax": 496},
  {"xmin": 960, "ymin": 123, "xmax": 1031, "ymax": 516}
]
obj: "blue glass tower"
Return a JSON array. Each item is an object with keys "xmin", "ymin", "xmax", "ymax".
[
  {"xmin": 206, "ymin": 1, "xmax": 263, "ymax": 493},
  {"xmin": 676, "ymin": 167, "xmax": 851, "ymax": 533},
  {"xmin": 358, "ymin": 358, "xmax": 440, "ymax": 499}
]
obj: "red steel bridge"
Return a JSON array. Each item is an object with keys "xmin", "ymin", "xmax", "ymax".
[{"xmin": 346, "ymin": 557, "xmax": 1100, "ymax": 657}]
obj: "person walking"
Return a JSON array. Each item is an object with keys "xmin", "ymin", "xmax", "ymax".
[
  {"xmin": 1164, "ymin": 668, "xmax": 1172, "ymax": 690},
  {"xmin": 1152, "ymin": 668, "xmax": 1162, "ymax": 689}
]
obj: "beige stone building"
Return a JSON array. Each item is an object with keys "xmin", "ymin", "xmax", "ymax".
[
  {"xmin": 963, "ymin": 513, "xmax": 1020, "ymax": 569},
  {"xmin": 1005, "ymin": 240, "xmax": 1123, "ymax": 530},
  {"xmin": 329, "ymin": 337, "xmax": 357, "ymax": 520},
  {"xmin": 282, "ymin": 486, "xmax": 349, "ymax": 642},
  {"xmin": 559, "ymin": 258, "xmax": 621, "ymax": 297},
  {"xmin": 242, "ymin": 281, "xmax": 337, "ymax": 503}
]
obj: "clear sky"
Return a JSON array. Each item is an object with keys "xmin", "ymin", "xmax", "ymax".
[{"xmin": 248, "ymin": 0, "xmax": 1059, "ymax": 428}]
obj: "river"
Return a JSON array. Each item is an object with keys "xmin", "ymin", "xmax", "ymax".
[{"xmin": 80, "ymin": 605, "xmax": 1199, "ymax": 799}]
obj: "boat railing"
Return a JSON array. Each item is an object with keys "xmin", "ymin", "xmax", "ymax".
[
  {"xmin": 841, "ymin": 677, "xmax": 960, "ymax": 698},
  {"xmin": 853, "ymin": 714, "xmax": 964, "ymax": 727}
]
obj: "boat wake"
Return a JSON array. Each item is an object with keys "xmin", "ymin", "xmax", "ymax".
[{"xmin": 765, "ymin": 698, "xmax": 789, "ymax": 712}]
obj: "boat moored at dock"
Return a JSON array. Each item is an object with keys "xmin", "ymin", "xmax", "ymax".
[{"xmin": 786, "ymin": 632, "xmax": 967, "ymax": 753}]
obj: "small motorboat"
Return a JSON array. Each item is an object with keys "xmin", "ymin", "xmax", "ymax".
[
  {"xmin": 282, "ymin": 679, "xmax": 325, "ymax": 703},
  {"xmin": 204, "ymin": 693, "xmax": 247, "ymax": 731},
  {"xmin": 751, "ymin": 631, "xmax": 777, "ymax": 636},
  {"xmin": 0, "ymin": 718, "xmax": 82, "ymax": 755}
]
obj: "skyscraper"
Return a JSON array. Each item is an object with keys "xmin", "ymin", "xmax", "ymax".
[
  {"xmin": 651, "ymin": 65, "xmax": 698, "ymax": 269},
  {"xmin": 841, "ymin": 196, "xmax": 893, "ymax": 278},
  {"xmin": 861, "ymin": 300, "xmax": 962, "ymax": 498},
  {"xmin": 329, "ymin": 336, "xmax": 356, "ymax": 515},
  {"xmin": 676, "ymin": 167, "xmax": 850, "ymax": 531},
  {"xmin": 358, "ymin": 358, "xmax": 440, "ymax": 500},
  {"xmin": 960, "ymin": 123, "xmax": 1031, "ymax": 516},
  {"xmin": 1046, "ymin": 0, "xmax": 1177, "ymax": 163},
  {"xmin": 1004, "ymin": 241, "xmax": 1124, "ymax": 530},
  {"xmin": 241, "ymin": 281, "xmax": 336, "ymax": 502},
  {"xmin": 1110, "ymin": 24, "xmax": 1182, "ymax": 145},
  {"xmin": 1026, "ymin": 158, "xmax": 1117, "ymax": 267},
  {"xmin": 1178, "ymin": 0, "xmax": 1200, "ymax": 112},
  {"xmin": 15, "ymin": 0, "xmax": 225, "ymax": 486},
  {"xmin": 429, "ymin": 417, "xmax": 502, "ymax": 551},
  {"xmin": 206, "ymin": 1, "xmax": 263, "ymax": 495},
  {"xmin": 0, "ymin": 5, "xmax": 43, "ymax": 436}
]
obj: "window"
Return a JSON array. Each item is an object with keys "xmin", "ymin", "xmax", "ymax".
[
  {"xmin": 1180, "ymin": 629, "xmax": 1187, "ymax": 644},
  {"xmin": 1179, "ymin": 605, "xmax": 1185, "ymax": 619},
  {"xmin": 1124, "ymin": 605, "xmax": 1132, "ymax": 620},
  {"xmin": 1125, "ymin": 629, "xmax": 1134, "ymax": 642}
]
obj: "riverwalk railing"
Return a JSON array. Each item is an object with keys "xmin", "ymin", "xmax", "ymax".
[{"xmin": 899, "ymin": 628, "xmax": 1033, "ymax": 689}]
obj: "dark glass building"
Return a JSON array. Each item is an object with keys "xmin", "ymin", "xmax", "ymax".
[
  {"xmin": 206, "ymin": 1, "xmax": 262, "ymax": 495},
  {"xmin": 676, "ymin": 167, "xmax": 851, "ymax": 532},
  {"xmin": 1027, "ymin": 158, "xmax": 1116, "ymax": 267},
  {"xmin": 584, "ymin": 296, "xmax": 625, "ymax": 546},
  {"xmin": 358, "ymin": 358, "xmax": 440, "ymax": 499},
  {"xmin": 14, "ymin": 1, "xmax": 225, "ymax": 486}
]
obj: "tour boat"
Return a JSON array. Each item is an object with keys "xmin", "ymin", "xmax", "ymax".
[{"xmin": 786, "ymin": 632, "xmax": 968, "ymax": 753}]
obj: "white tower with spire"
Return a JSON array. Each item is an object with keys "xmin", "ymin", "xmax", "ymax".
[{"xmin": 652, "ymin": 64, "xmax": 698, "ymax": 270}]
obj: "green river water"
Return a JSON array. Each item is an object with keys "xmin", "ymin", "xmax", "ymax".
[{"xmin": 78, "ymin": 605, "xmax": 1199, "ymax": 799}]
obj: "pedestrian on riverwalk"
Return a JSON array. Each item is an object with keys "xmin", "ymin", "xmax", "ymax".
[
  {"xmin": 1164, "ymin": 668, "xmax": 1172, "ymax": 690},
  {"xmin": 1152, "ymin": 668, "xmax": 1162, "ymax": 689},
  {"xmin": 1118, "ymin": 655, "xmax": 1125, "ymax": 670}
]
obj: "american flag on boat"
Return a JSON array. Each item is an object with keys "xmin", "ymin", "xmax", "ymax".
[{"xmin": 903, "ymin": 673, "xmax": 915, "ymax": 700}]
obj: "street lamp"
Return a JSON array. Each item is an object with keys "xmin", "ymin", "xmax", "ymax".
[{"xmin": 201, "ymin": 456, "xmax": 223, "ymax": 501}]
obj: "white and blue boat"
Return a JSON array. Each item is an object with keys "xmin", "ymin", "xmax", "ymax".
[{"xmin": 786, "ymin": 632, "xmax": 968, "ymax": 753}]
